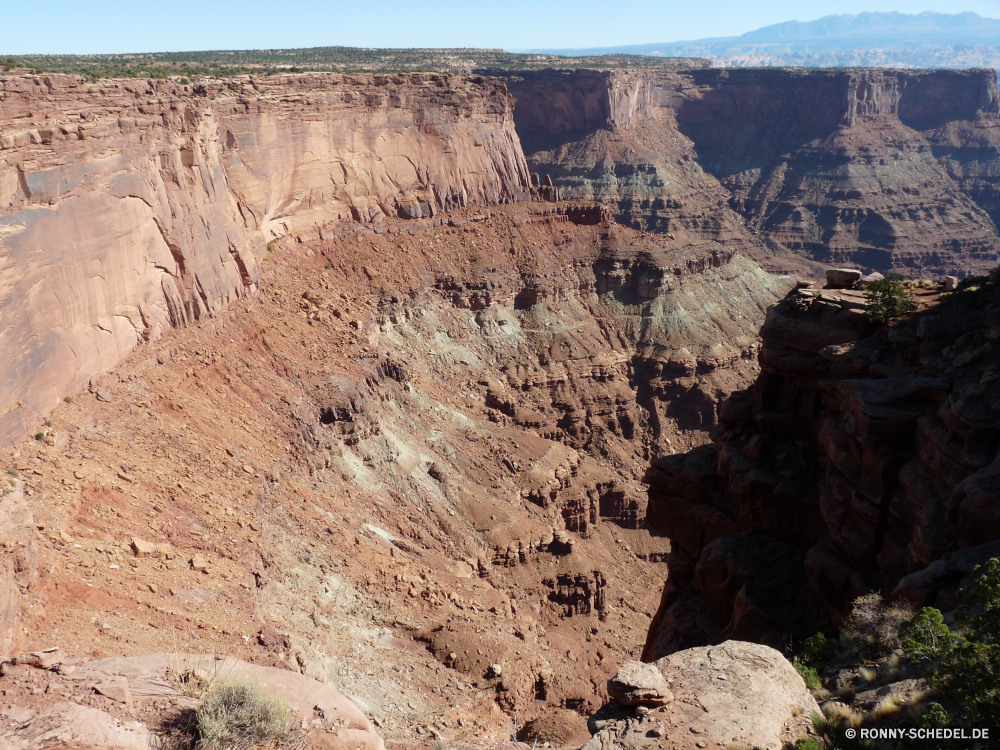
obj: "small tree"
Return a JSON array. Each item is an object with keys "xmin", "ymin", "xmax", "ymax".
[
  {"xmin": 898, "ymin": 606, "xmax": 953, "ymax": 659},
  {"xmin": 900, "ymin": 558, "xmax": 1000, "ymax": 726},
  {"xmin": 863, "ymin": 273, "xmax": 915, "ymax": 324}
]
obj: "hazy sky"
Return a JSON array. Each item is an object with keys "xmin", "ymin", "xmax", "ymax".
[{"xmin": 5, "ymin": 0, "xmax": 1000, "ymax": 55}]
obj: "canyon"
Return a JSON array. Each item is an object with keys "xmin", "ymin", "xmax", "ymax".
[
  {"xmin": 510, "ymin": 67, "xmax": 1000, "ymax": 277},
  {"xmin": 642, "ymin": 273, "xmax": 1000, "ymax": 659},
  {"xmin": 1, "ymin": 61, "xmax": 999, "ymax": 749}
]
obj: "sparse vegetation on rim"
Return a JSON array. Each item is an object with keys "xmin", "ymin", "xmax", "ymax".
[
  {"xmin": 0, "ymin": 47, "xmax": 708, "ymax": 80},
  {"xmin": 863, "ymin": 272, "xmax": 916, "ymax": 324}
]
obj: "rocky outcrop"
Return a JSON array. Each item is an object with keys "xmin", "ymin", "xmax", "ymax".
[
  {"xmin": 506, "ymin": 70, "xmax": 768, "ymax": 269},
  {"xmin": 509, "ymin": 67, "xmax": 1000, "ymax": 277},
  {"xmin": 587, "ymin": 642, "xmax": 819, "ymax": 750},
  {"xmin": 642, "ymin": 276, "xmax": 1000, "ymax": 658},
  {"xmin": 0, "ymin": 72, "xmax": 531, "ymax": 446}
]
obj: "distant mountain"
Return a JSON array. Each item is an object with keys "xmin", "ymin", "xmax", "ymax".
[{"xmin": 524, "ymin": 12, "xmax": 1000, "ymax": 69}]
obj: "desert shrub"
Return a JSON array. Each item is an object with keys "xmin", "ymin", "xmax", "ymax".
[
  {"xmin": 900, "ymin": 558, "xmax": 1000, "ymax": 726},
  {"xmin": 921, "ymin": 702, "xmax": 949, "ymax": 728},
  {"xmin": 195, "ymin": 679, "xmax": 294, "ymax": 750},
  {"xmin": 863, "ymin": 273, "xmax": 915, "ymax": 324},
  {"xmin": 794, "ymin": 662, "xmax": 822, "ymax": 690},
  {"xmin": 34, "ymin": 432, "xmax": 45, "ymax": 441},
  {"xmin": 783, "ymin": 738, "xmax": 822, "ymax": 750},
  {"xmin": 841, "ymin": 594, "xmax": 913, "ymax": 659},
  {"xmin": 802, "ymin": 632, "xmax": 835, "ymax": 663}
]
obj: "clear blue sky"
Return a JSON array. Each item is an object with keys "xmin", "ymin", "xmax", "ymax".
[{"xmin": 4, "ymin": 0, "xmax": 1000, "ymax": 55}]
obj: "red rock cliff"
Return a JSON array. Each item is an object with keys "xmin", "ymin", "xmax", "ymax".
[
  {"xmin": 510, "ymin": 67, "xmax": 1000, "ymax": 277},
  {"xmin": 0, "ymin": 72, "xmax": 531, "ymax": 445},
  {"xmin": 641, "ymin": 278, "xmax": 1000, "ymax": 658}
]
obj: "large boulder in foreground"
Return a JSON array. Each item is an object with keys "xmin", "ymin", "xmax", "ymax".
[
  {"xmin": 587, "ymin": 641, "xmax": 819, "ymax": 750},
  {"xmin": 0, "ymin": 653, "xmax": 383, "ymax": 750}
]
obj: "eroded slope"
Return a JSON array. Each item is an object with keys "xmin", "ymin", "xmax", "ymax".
[
  {"xmin": 0, "ymin": 203, "xmax": 788, "ymax": 742},
  {"xmin": 511, "ymin": 67, "xmax": 1000, "ymax": 277}
]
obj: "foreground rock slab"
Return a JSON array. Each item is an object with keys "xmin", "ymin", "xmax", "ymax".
[
  {"xmin": 0, "ymin": 653, "xmax": 384, "ymax": 750},
  {"xmin": 586, "ymin": 642, "xmax": 818, "ymax": 750}
]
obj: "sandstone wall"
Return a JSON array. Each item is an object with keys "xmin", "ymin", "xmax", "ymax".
[
  {"xmin": 0, "ymin": 73, "xmax": 531, "ymax": 445},
  {"xmin": 511, "ymin": 67, "xmax": 1000, "ymax": 276},
  {"xmin": 641, "ymin": 281, "xmax": 1000, "ymax": 658}
]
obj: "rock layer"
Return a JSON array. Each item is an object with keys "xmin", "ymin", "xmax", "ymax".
[
  {"xmin": 0, "ymin": 72, "xmax": 531, "ymax": 446},
  {"xmin": 642, "ymin": 278, "xmax": 1000, "ymax": 658},
  {"xmin": 510, "ymin": 67, "xmax": 1000, "ymax": 277}
]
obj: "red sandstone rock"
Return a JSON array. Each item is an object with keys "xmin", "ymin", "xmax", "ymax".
[
  {"xmin": 587, "ymin": 642, "xmax": 818, "ymax": 750},
  {"xmin": 0, "ymin": 73, "xmax": 531, "ymax": 447}
]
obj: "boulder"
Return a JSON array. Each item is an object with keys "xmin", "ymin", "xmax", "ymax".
[
  {"xmin": 584, "ymin": 642, "xmax": 819, "ymax": 750},
  {"xmin": 607, "ymin": 660, "xmax": 673, "ymax": 707},
  {"xmin": 130, "ymin": 538, "xmax": 172, "ymax": 558},
  {"xmin": 825, "ymin": 268, "xmax": 862, "ymax": 288}
]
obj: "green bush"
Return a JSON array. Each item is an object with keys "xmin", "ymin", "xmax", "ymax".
[
  {"xmin": 783, "ymin": 739, "xmax": 822, "ymax": 750},
  {"xmin": 34, "ymin": 432, "xmax": 45, "ymax": 441},
  {"xmin": 794, "ymin": 662, "xmax": 822, "ymax": 690},
  {"xmin": 195, "ymin": 680, "xmax": 294, "ymax": 750},
  {"xmin": 802, "ymin": 632, "xmax": 835, "ymax": 663},
  {"xmin": 921, "ymin": 702, "xmax": 949, "ymax": 729},
  {"xmin": 863, "ymin": 273, "xmax": 915, "ymax": 324},
  {"xmin": 900, "ymin": 558, "xmax": 1000, "ymax": 726}
]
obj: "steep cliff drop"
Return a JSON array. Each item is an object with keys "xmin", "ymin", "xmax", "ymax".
[
  {"xmin": 0, "ymin": 70, "xmax": 793, "ymax": 746},
  {"xmin": 0, "ymin": 72, "xmax": 530, "ymax": 447},
  {"xmin": 507, "ymin": 67, "xmax": 1000, "ymax": 278},
  {"xmin": 642, "ymin": 273, "xmax": 1000, "ymax": 660}
]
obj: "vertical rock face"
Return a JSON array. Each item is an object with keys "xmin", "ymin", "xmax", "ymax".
[
  {"xmin": 642, "ymin": 280, "xmax": 1000, "ymax": 659},
  {"xmin": 0, "ymin": 73, "xmax": 531, "ymax": 445},
  {"xmin": 506, "ymin": 70, "xmax": 766, "ymax": 267},
  {"xmin": 509, "ymin": 67, "xmax": 1000, "ymax": 276}
]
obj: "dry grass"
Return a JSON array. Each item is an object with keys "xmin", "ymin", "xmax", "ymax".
[
  {"xmin": 868, "ymin": 694, "xmax": 903, "ymax": 722},
  {"xmin": 821, "ymin": 701, "xmax": 863, "ymax": 727},
  {"xmin": 195, "ymin": 680, "xmax": 295, "ymax": 750},
  {"xmin": 168, "ymin": 634, "xmax": 236, "ymax": 699}
]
